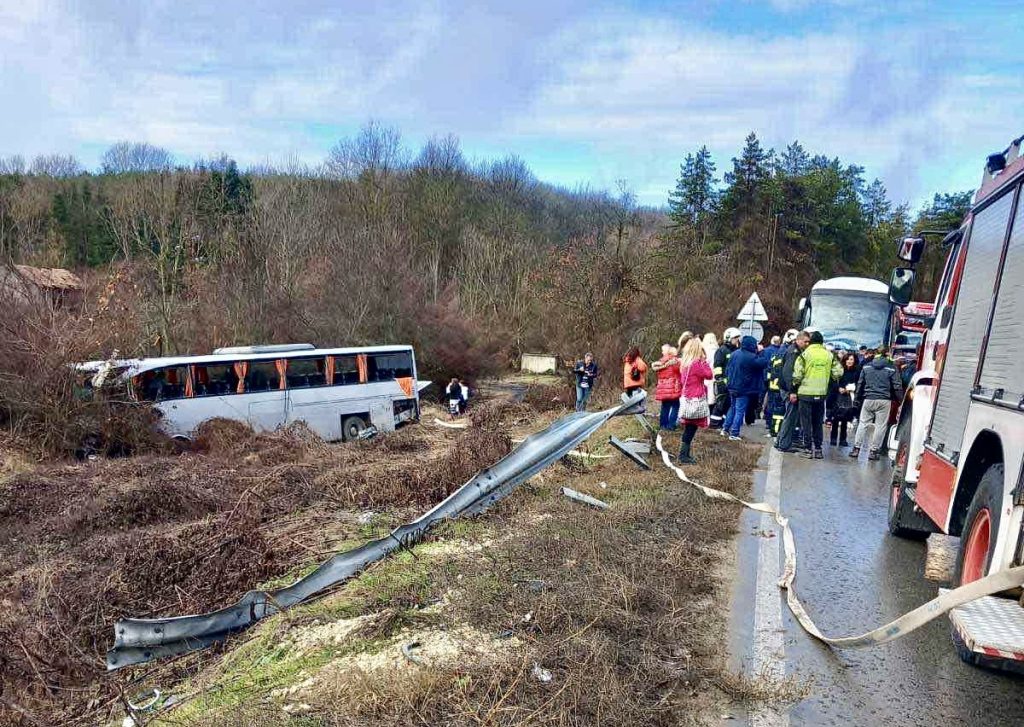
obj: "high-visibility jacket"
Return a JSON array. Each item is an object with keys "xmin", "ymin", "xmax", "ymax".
[{"xmin": 792, "ymin": 344, "xmax": 842, "ymax": 397}]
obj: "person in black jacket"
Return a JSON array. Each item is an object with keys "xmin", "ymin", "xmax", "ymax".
[
  {"xmin": 774, "ymin": 330, "xmax": 810, "ymax": 452},
  {"xmin": 850, "ymin": 347, "xmax": 903, "ymax": 460},
  {"xmin": 829, "ymin": 352, "xmax": 860, "ymax": 447},
  {"xmin": 573, "ymin": 353, "xmax": 600, "ymax": 412},
  {"xmin": 710, "ymin": 328, "xmax": 741, "ymax": 428}
]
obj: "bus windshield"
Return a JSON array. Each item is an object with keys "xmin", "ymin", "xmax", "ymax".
[{"xmin": 808, "ymin": 292, "xmax": 891, "ymax": 350}]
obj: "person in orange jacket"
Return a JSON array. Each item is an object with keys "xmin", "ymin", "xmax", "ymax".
[{"xmin": 622, "ymin": 346, "xmax": 648, "ymax": 398}]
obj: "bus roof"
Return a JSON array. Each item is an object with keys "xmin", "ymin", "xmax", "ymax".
[
  {"xmin": 810, "ymin": 276, "xmax": 888, "ymax": 295},
  {"xmin": 77, "ymin": 345, "xmax": 414, "ymax": 377}
]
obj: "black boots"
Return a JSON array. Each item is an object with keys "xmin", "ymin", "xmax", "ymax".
[
  {"xmin": 868, "ymin": 449, "xmax": 880, "ymax": 461},
  {"xmin": 678, "ymin": 440, "xmax": 696, "ymax": 465},
  {"xmin": 848, "ymin": 447, "xmax": 861, "ymax": 458}
]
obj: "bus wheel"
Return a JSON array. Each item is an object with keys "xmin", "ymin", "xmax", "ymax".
[
  {"xmin": 887, "ymin": 419, "xmax": 933, "ymax": 540},
  {"xmin": 342, "ymin": 416, "xmax": 367, "ymax": 442},
  {"xmin": 954, "ymin": 464, "xmax": 1004, "ymax": 586}
]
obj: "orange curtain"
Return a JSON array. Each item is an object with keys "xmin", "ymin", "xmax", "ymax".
[
  {"xmin": 275, "ymin": 359, "xmax": 287, "ymax": 389},
  {"xmin": 325, "ymin": 356, "xmax": 335, "ymax": 385},
  {"xmin": 356, "ymin": 354, "xmax": 368, "ymax": 383},
  {"xmin": 233, "ymin": 361, "xmax": 248, "ymax": 393},
  {"xmin": 397, "ymin": 376, "xmax": 414, "ymax": 398},
  {"xmin": 185, "ymin": 366, "xmax": 195, "ymax": 398}
]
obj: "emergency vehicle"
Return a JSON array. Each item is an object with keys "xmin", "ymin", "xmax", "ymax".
[{"xmin": 887, "ymin": 132, "xmax": 1024, "ymax": 671}]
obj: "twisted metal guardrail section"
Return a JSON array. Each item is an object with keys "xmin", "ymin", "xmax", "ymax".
[{"xmin": 106, "ymin": 392, "xmax": 647, "ymax": 669}]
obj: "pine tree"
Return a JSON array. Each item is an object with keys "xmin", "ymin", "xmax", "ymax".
[
  {"xmin": 779, "ymin": 141, "xmax": 809, "ymax": 176},
  {"xmin": 723, "ymin": 132, "xmax": 771, "ymax": 211},
  {"xmin": 668, "ymin": 146, "xmax": 717, "ymax": 226}
]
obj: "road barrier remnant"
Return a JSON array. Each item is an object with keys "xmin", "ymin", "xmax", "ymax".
[{"xmin": 106, "ymin": 392, "xmax": 647, "ymax": 669}]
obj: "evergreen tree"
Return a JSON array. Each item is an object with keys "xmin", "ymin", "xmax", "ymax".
[
  {"xmin": 780, "ymin": 141, "xmax": 810, "ymax": 176},
  {"xmin": 667, "ymin": 146, "xmax": 717, "ymax": 227},
  {"xmin": 52, "ymin": 180, "xmax": 118, "ymax": 266},
  {"xmin": 723, "ymin": 133, "xmax": 771, "ymax": 211}
]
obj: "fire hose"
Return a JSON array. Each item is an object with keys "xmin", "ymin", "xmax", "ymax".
[{"xmin": 653, "ymin": 434, "xmax": 1024, "ymax": 648}]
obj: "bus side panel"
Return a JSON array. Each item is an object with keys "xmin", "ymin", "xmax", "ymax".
[{"xmin": 928, "ymin": 192, "xmax": 1013, "ymax": 461}]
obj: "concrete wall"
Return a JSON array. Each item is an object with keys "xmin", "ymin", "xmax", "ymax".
[{"xmin": 521, "ymin": 353, "xmax": 558, "ymax": 374}]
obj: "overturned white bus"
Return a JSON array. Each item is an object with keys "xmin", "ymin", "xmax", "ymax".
[{"xmin": 77, "ymin": 343, "xmax": 429, "ymax": 442}]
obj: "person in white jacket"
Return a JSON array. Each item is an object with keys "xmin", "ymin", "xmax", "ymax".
[{"xmin": 701, "ymin": 332, "xmax": 719, "ymax": 404}]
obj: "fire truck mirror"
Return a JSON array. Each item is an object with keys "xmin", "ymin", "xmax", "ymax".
[
  {"xmin": 896, "ymin": 236, "xmax": 926, "ymax": 265},
  {"xmin": 889, "ymin": 267, "xmax": 915, "ymax": 307}
]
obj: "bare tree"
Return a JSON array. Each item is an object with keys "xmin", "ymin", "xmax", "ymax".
[
  {"xmin": 29, "ymin": 154, "xmax": 82, "ymax": 177},
  {"xmin": 100, "ymin": 142, "xmax": 174, "ymax": 174},
  {"xmin": 0, "ymin": 155, "xmax": 26, "ymax": 175}
]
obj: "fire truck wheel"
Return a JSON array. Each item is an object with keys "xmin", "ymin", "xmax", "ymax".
[
  {"xmin": 954, "ymin": 464, "xmax": 1005, "ymax": 586},
  {"xmin": 887, "ymin": 418, "xmax": 933, "ymax": 540}
]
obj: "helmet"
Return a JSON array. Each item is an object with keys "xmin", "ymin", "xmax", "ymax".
[
  {"xmin": 783, "ymin": 328, "xmax": 800, "ymax": 343},
  {"xmin": 723, "ymin": 327, "xmax": 741, "ymax": 341}
]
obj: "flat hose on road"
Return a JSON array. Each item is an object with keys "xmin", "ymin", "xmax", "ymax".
[{"xmin": 653, "ymin": 435, "xmax": 1024, "ymax": 648}]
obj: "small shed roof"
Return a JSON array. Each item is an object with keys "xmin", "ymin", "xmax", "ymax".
[{"xmin": 13, "ymin": 264, "xmax": 82, "ymax": 290}]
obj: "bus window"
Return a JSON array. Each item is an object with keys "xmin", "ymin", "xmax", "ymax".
[
  {"xmin": 331, "ymin": 355, "xmax": 359, "ymax": 385},
  {"xmin": 246, "ymin": 361, "xmax": 281, "ymax": 392},
  {"xmin": 139, "ymin": 366, "xmax": 189, "ymax": 401},
  {"xmin": 287, "ymin": 357, "xmax": 326, "ymax": 388},
  {"xmin": 368, "ymin": 352, "xmax": 413, "ymax": 381},
  {"xmin": 193, "ymin": 364, "xmax": 239, "ymax": 396}
]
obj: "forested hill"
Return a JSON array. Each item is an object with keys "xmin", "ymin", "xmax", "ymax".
[{"xmin": 0, "ymin": 125, "xmax": 969, "ymax": 378}]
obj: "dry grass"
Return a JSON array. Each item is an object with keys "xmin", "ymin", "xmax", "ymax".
[
  {"xmin": 142, "ymin": 422, "xmax": 765, "ymax": 727},
  {"xmin": 0, "ymin": 409, "xmax": 511, "ymax": 726}
]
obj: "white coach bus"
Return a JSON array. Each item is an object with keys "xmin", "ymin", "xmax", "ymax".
[{"xmin": 78, "ymin": 343, "xmax": 428, "ymax": 442}]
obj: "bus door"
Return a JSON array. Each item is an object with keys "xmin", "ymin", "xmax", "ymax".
[{"xmin": 244, "ymin": 360, "xmax": 287, "ymax": 432}]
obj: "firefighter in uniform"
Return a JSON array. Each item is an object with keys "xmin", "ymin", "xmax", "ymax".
[
  {"xmin": 766, "ymin": 329, "xmax": 799, "ymax": 436},
  {"xmin": 710, "ymin": 327, "xmax": 741, "ymax": 429}
]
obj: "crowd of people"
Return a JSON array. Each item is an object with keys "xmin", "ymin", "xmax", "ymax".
[{"xmin": 571, "ymin": 325, "xmax": 904, "ymax": 464}]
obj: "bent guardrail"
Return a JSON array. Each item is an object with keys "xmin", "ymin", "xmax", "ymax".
[{"xmin": 106, "ymin": 392, "xmax": 646, "ymax": 669}]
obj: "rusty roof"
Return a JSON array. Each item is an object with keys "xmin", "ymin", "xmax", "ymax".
[{"xmin": 12, "ymin": 264, "xmax": 82, "ymax": 290}]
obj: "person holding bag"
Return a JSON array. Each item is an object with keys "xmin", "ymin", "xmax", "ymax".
[{"xmin": 676, "ymin": 337, "xmax": 713, "ymax": 464}]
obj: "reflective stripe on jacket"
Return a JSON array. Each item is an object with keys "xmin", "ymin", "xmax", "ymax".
[{"xmin": 792, "ymin": 344, "xmax": 841, "ymax": 397}]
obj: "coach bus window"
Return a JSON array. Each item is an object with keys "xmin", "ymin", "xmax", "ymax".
[
  {"xmin": 287, "ymin": 357, "xmax": 326, "ymax": 388},
  {"xmin": 246, "ymin": 361, "xmax": 281, "ymax": 392},
  {"xmin": 368, "ymin": 352, "xmax": 414, "ymax": 381},
  {"xmin": 193, "ymin": 364, "xmax": 239, "ymax": 396},
  {"xmin": 331, "ymin": 355, "xmax": 359, "ymax": 385},
  {"xmin": 139, "ymin": 366, "xmax": 188, "ymax": 401}
]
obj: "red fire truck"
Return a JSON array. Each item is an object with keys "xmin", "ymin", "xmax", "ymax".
[{"xmin": 887, "ymin": 132, "xmax": 1024, "ymax": 670}]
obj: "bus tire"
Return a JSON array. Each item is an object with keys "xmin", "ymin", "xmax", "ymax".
[
  {"xmin": 953, "ymin": 464, "xmax": 1004, "ymax": 586},
  {"xmin": 887, "ymin": 418, "xmax": 933, "ymax": 540},
  {"xmin": 342, "ymin": 415, "xmax": 367, "ymax": 442}
]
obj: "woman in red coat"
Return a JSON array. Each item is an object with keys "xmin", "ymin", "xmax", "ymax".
[
  {"xmin": 677, "ymin": 337, "xmax": 714, "ymax": 463},
  {"xmin": 652, "ymin": 344, "xmax": 681, "ymax": 430}
]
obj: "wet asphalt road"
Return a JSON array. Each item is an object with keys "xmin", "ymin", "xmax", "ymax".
[{"xmin": 728, "ymin": 439, "xmax": 1024, "ymax": 726}]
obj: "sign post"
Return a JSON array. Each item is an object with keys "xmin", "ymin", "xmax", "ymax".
[{"xmin": 736, "ymin": 292, "xmax": 768, "ymax": 342}]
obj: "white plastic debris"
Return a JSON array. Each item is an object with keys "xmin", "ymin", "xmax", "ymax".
[{"xmin": 532, "ymin": 662, "xmax": 553, "ymax": 683}]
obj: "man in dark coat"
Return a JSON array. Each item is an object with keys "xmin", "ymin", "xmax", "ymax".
[
  {"xmin": 722, "ymin": 335, "xmax": 769, "ymax": 440},
  {"xmin": 775, "ymin": 330, "xmax": 810, "ymax": 452}
]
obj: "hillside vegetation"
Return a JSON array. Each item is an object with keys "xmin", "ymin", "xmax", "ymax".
[{"xmin": 0, "ymin": 127, "xmax": 969, "ymax": 452}]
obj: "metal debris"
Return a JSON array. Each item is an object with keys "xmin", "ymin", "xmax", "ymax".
[
  {"xmin": 106, "ymin": 392, "xmax": 647, "ymax": 669},
  {"xmin": 560, "ymin": 486, "xmax": 609, "ymax": 510},
  {"xmin": 609, "ymin": 436, "xmax": 651, "ymax": 470}
]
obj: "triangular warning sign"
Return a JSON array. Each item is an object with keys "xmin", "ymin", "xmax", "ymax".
[{"xmin": 736, "ymin": 292, "xmax": 769, "ymax": 321}]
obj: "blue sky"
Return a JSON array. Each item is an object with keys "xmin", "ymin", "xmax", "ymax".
[{"xmin": 2, "ymin": 0, "xmax": 1021, "ymax": 209}]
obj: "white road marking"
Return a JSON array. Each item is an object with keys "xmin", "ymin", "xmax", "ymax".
[{"xmin": 751, "ymin": 446, "xmax": 789, "ymax": 727}]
